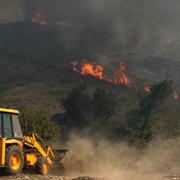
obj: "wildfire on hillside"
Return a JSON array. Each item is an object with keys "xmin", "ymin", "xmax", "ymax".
[
  {"xmin": 32, "ymin": 9, "xmax": 48, "ymax": 26},
  {"xmin": 144, "ymin": 84, "xmax": 151, "ymax": 93},
  {"xmin": 144, "ymin": 84, "xmax": 179, "ymax": 101},
  {"xmin": 173, "ymin": 91, "xmax": 179, "ymax": 100},
  {"xmin": 71, "ymin": 61, "xmax": 131, "ymax": 86},
  {"xmin": 32, "ymin": 9, "xmax": 73, "ymax": 27},
  {"xmin": 117, "ymin": 63, "xmax": 130, "ymax": 85}
]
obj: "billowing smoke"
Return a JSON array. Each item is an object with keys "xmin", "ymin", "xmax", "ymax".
[
  {"xmin": 22, "ymin": 0, "xmax": 180, "ymax": 87},
  {"xmin": 2, "ymin": 0, "xmax": 180, "ymax": 57},
  {"xmin": 39, "ymin": 0, "xmax": 180, "ymax": 64},
  {"xmin": 1, "ymin": 1, "xmax": 180, "ymax": 85}
]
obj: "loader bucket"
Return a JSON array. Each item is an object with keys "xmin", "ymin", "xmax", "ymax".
[
  {"xmin": 49, "ymin": 149, "xmax": 69, "ymax": 175},
  {"xmin": 52, "ymin": 149, "xmax": 69, "ymax": 162}
]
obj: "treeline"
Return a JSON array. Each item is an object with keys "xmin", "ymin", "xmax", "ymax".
[{"xmin": 20, "ymin": 79, "xmax": 180, "ymax": 150}]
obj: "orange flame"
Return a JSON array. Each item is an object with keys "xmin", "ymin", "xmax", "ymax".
[
  {"xmin": 71, "ymin": 61, "xmax": 131, "ymax": 86},
  {"xmin": 173, "ymin": 91, "xmax": 179, "ymax": 100},
  {"xmin": 32, "ymin": 9, "xmax": 48, "ymax": 26},
  {"xmin": 80, "ymin": 63, "xmax": 104, "ymax": 79},
  {"xmin": 32, "ymin": 9, "xmax": 73, "ymax": 28},
  {"xmin": 71, "ymin": 61, "xmax": 79, "ymax": 72},
  {"xmin": 144, "ymin": 84, "xmax": 151, "ymax": 93},
  {"xmin": 117, "ymin": 63, "xmax": 130, "ymax": 85},
  {"xmin": 144, "ymin": 85, "xmax": 179, "ymax": 101}
]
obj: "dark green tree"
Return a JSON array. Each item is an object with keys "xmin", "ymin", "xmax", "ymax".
[
  {"xmin": 92, "ymin": 88, "xmax": 116, "ymax": 122},
  {"xmin": 127, "ymin": 80, "xmax": 173, "ymax": 150},
  {"xmin": 62, "ymin": 85, "xmax": 92, "ymax": 129}
]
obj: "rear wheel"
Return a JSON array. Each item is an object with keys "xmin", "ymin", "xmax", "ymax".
[
  {"xmin": 5, "ymin": 145, "xmax": 24, "ymax": 175},
  {"xmin": 36, "ymin": 157, "xmax": 48, "ymax": 175}
]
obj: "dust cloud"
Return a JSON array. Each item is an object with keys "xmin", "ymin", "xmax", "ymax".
[{"xmin": 64, "ymin": 133, "xmax": 180, "ymax": 180}]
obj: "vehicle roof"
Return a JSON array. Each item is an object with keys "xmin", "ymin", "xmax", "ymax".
[{"xmin": 0, "ymin": 108, "xmax": 19, "ymax": 114}]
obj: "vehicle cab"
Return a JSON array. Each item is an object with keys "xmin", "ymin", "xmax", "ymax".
[
  {"xmin": 0, "ymin": 108, "xmax": 23, "ymax": 168},
  {"xmin": 0, "ymin": 108, "xmax": 23, "ymax": 139}
]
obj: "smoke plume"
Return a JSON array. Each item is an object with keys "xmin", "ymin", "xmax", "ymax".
[{"xmin": 2, "ymin": 0, "xmax": 180, "ymax": 58}]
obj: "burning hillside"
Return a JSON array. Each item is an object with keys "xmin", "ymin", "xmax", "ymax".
[
  {"xmin": 144, "ymin": 84, "xmax": 179, "ymax": 100},
  {"xmin": 173, "ymin": 91, "xmax": 179, "ymax": 100},
  {"xmin": 71, "ymin": 61, "xmax": 131, "ymax": 86},
  {"xmin": 32, "ymin": 9, "xmax": 73, "ymax": 27},
  {"xmin": 32, "ymin": 9, "xmax": 48, "ymax": 26}
]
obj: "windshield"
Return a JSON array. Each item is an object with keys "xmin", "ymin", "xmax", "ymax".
[
  {"xmin": 2, "ymin": 113, "xmax": 13, "ymax": 138},
  {"xmin": 12, "ymin": 114, "xmax": 23, "ymax": 138}
]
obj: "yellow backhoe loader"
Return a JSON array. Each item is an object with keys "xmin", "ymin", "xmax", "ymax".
[{"xmin": 0, "ymin": 108, "xmax": 68, "ymax": 175}]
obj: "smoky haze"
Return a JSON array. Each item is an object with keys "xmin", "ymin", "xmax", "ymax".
[
  {"xmin": 2, "ymin": 0, "xmax": 180, "ymax": 54},
  {"xmin": 3, "ymin": 1, "xmax": 180, "ymax": 33},
  {"xmin": 0, "ymin": 1, "xmax": 180, "ymax": 179},
  {"xmin": 1, "ymin": 1, "xmax": 180, "ymax": 84},
  {"xmin": 0, "ymin": 0, "xmax": 25, "ymax": 23},
  {"xmin": 1, "ymin": 0, "xmax": 180, "ymax": 87},
  {"xmin": 26, "ymin": 0, "xmax": 180, "ymax": 59}
]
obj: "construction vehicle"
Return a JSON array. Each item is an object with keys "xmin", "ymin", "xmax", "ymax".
[{"xmin": 0, "ymin": 107, "xmax": 68, "ymax": 175}]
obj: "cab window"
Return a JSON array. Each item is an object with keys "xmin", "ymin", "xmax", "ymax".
[
  {"xmin": 12, "ymin": 114, "xmax": 23, "ymax": 138},
  {"xmin": 2, "ymin": 113, "xmax": 13, "ymax": 138}
]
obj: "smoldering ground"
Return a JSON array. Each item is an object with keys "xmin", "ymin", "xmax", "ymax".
[{"xmin": 63, "ymin": 133, "xmax": 180, "ymax": 180}]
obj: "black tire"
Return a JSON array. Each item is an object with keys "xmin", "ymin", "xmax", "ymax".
[
  {"xmin": 5, "ymin": 145, "xmax": 24, "ymax": 175},
  {"xmin": 36, "ymin": 157, "xmax": 48, "ymax": 175}
]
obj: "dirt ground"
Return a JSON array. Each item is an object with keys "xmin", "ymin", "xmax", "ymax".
[{"xmin": 0, "ymin": 175, "xmax": 110, "ymax": 180}]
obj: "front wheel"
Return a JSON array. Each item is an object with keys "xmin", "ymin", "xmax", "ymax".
[
  {"xmin": 36, "ymin": 157, "xmax": 48, "ymax": 175},
  {"xmin": 5, "ymin": 145, "xmax": 24, "ymax": 175}
]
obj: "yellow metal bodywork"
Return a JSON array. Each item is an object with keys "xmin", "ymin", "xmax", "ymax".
[
  {"xmin": 24, "ymin": 133, "xmax": 55, "ymax": 165},
  {"xmin": 0, "ymin": 138, "xmax": 6, "ymax": 166},
  {"xmin": 0, "ymin": 108, "xmax": 19, "ymax": 114},
  {"xmin": 25, "ymin": 153, "xmax": 37, "ymax": 166},
  {"xmin": 0, "ymin": 107, "xmax": 56, "ymax": 172},
  {"xmin": 10, "ymin": 152, "xmax": 22, "ymax": 170},
  {"xmin": 6, "ymin": 139, "xmax": 23, "ymax": 149},
  {"xmin": 41, "ymin": 163, "xmax": 48, "ymax": 175},
  {"xmin": 0, "ymin": 134, "xmax": 55, "ymax": 167},
  {"xmin": 0, "ymin": 139, "xmax": 23, "ymax": 166},
  {"xmin": 0, "ymin": 108, "xmax": 21, "ymax": 167}
]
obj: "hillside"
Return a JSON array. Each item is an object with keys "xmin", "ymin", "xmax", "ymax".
[
  {"xmin": 1, "ymin": 3, "xmax": 180, "ymax": 179},
  {"xmin": 0, "ymin": 21, "xmax": 180, "ymax": 113}
]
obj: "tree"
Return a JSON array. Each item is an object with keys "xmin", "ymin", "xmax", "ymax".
[
  {"xmin": 127, "ymin": 80, "xmax": 173, "ymax": 150},
  {"xmin": 92, "ymin": 88, "xmax": 116, "ymax": 122},
  {"xmin": 62, "ymin": 86, "xmax": 116, "ymax": 133},
  {"xmin": 62, "ymin": 85, "xmax": 92, "ymax": 129},
  {"xmin": 21, "ymin": 110, "xmax": 60, "ymax": 140}
]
